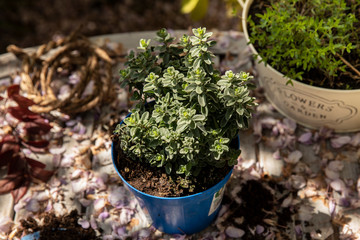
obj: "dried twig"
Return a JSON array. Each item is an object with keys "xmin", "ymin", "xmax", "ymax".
[
  {"xmin": 336, "ymin": 53, "xmax": 360, "ymax": 77},
  {"xmin": 7, "ymin": 29, "xmax": 116, "ymax": 114}
]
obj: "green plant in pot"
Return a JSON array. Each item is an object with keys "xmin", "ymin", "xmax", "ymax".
[
  {"xmin": 111, "ymin": 27, "xmax": 256, "ymax": 234},
  {"xmin": 239, "ymin": 0, "xmax": 360, "ymax": 132}
]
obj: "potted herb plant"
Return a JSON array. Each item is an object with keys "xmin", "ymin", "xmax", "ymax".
[
  {"xmin": 238, "ymin": 0, "xmax": 360, "ymax": 132},
  {"xmin": 111, "ymin": 27, "xmax": 256, "ymax": 234}
]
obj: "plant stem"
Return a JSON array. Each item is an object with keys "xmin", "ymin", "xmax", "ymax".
[{"xmin": 336, "ymin": 53, "xmax": 360, "ymax": 77}]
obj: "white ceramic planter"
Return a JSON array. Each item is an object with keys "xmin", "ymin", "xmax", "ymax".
[{"xmin": 238, "ymin": 0, "xmax": 360, "ymax": 132}]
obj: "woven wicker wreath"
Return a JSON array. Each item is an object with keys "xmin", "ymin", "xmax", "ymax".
[{"xmin": 7, "ymin": 32, "xmax": 114, "ymax": 114}]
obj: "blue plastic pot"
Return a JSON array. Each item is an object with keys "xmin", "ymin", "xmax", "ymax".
[
  {"xmin": 111, "ymin": 142, "xmax": 234, "ymax": 234},
  {"xmin": 112, "ymin": 114, "xmax": 239, "ymax": 234}
]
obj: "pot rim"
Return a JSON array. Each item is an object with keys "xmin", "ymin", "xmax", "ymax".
[
  {"xmin": 111, "ymin": 141, "xmax": 234, "ymax": 200},
  {"xmin": 240, "ymin": 0, "xmax": 360, "ymax": 93}
]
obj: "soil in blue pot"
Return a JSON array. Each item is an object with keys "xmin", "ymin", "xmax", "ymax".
[
  {"xmin": 113, "ymin": 140, "xmax": 235, "ymax": 197},
  {"xmin": 17, "ymin": 210, "xmax": 99, "ymax": 240}
]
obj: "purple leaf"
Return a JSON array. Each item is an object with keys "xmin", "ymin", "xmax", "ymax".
[
  {"xmin": 285, "ymin": 150, "xmax": 302, "ymax": 164},
  {"xmin": 0, "ymin": 216, "xmax": 13, "ymax": 233},
  {"xmin": 339, "ymin": 198, "xmax": 351, "ymax": 207},
  {"xmin": 71, "ymin": 169, "xmax": 83, "ymax": 179},
  {"xmin": 6, "ymin": 85, "xmax": 20, "ymax": 98},
  {"xmin": 30, "ymin": 166, "xmax": 54, "ymax": 182},
  {"xmin": 49, "ymin": 176, "xmax": 62, "ymax": 187},
  {"xmin": 281, "ymin": 195, "xmax": 293, "ymax": 208},
  {"xmin": 318, "ymin": 127, "xmax": 333, "ymax": 139},
  {"xmin": 108, "ymin": 186, "xmax": 128, "ymax": 207},
  {"xmin": 295, "ymin": 225, "xmax": 302, "ymax": 236},
  {"xmin": 23, "ymin": 119, "xmax": 52, "ymax": 135},
  {"xmin": 72, "ymin": 122, "xmax": 87, "ymax": 135},
  {"xmin": 115, "ymin": 226, "xmax": 126, "ymax": 237},
  {"xmin": 330, "ymin": 179, "xmax": 346, "ymax": 192},
  {"xmin": 90, "ymin": 216, "xmax": 98, "ymax": 230},
  {"xmin": 26, "ymin": 199, "xmax": 40, "ymax": 212},
  {"xmin": 58, "ymin": 85, "xmax": 71, "ymax": 101},
  {"xmin": 78, "ymin": 218, "xmax": 90, "ymax": 229},
  {"xmin": 290, "ymin": 175, "xmax": 306, "ymax": 189},
  {"xmin": 60, "ymin": 153, "xmax": 75, "ymax": 167},
  {"xmin": 11, "ymin": 179, "xmax": 30, "ymax": 204},
  {"xmin": 283, "ymin": 118, "xmax": 296, "ymax": 133},
  {"xmin": 330, "ymin": 136, "xmax": 351, "ymax": 148},
  {"xmin": 11, "ymin": 94, "xmax": 35, "ymax": 108},
  {"xmin": 138, "ymin": 229, "xmax": 151, "ymax": 238},
  {"xmin": 325, "ymin": 168, "xmax": 340, "ymax": 180},
  {"xmin": 81, "ymin": 80, "xmax": 94, "ymax": 98},
  {"xmin": 52, "ymin": 154, "xmax": 62, "ymax": 167},
  {"xmin": 102, "ymin": 236, "xmax": 114, "ymax": 240},
  {"xmin": 34, "ymin": 191, "xmax": 50, "ymax": 202},
  {"xmin": 0, "ymin": 173, "xmax": 24, "ymax": 194},
  {"xmin": 225, "ymin": 226, "xmax": 245, "ymax": 238},
  {"xmin": 0, "ymin": 136, "xmax": 20, "ymax": 167},
  {"xmin": 65, "ymin": 119, "xmax": 79, "ymax": 127},
  {"xmin": 79, "ymin": 198, "xmax": 92, "ymax": 207},
  {"xmin": 45, "ymin": 201, "xmax": 53, "ymax": 212},
  {"xmin": 69, "ymin": 73, "xmax": 80, "ymax": 85},
  {"xmin": 328, "ymin": 198, "xmax": 336, "ymax": 217},
  {"xmin": 328, "ymin": 161, "xmax": 344, "ymax": 171},
  {"xmin": 23, "ymin": 140, "xmax": 49, "ymax": 149},
  {"xmin": 350, "ymin": 133, "xmax": 360, "ymax": 146},
  {"xmin": 71, "ymin": 177, "xmax": 88, "ymax": 194},
  {"xmin": 256, "ymin": 225, "xmax": 265, "ymax": 234},
  {"xmin": 272, "ymin": 149, "xmax": 281, "ymax": 160},
  {"xmin": 98, "ymin": 211, "xmax": 110, "ymax": 221},
  {"xmin": 26, "ymin": 158, "xmax": 46, "ymax": 169},
  {"xmin": 7, "ymin": 106, "xmax": 40, "ymax": 122},
  {"xmin": 13, "ymin": 75, "xmax": 21, "ymax": 85},
  {"xmin": 298, "ymin": 132, "xmax": 312, "ymax": 144}
]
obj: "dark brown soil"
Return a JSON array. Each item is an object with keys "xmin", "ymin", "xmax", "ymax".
[
  {"xmin": 18, "ymin": 210, "xmax": 100, "ymax": 240},
  {"xmin": 248, "ymin": 0, "xmax": 360, "ymax": 90},
  {"xmin": 113, "ymin": 140, "xmax": 232, "ymax": 197},
  {"xmin": 221, "ymin": 179, "xmax": 295, "ymax": 239}
]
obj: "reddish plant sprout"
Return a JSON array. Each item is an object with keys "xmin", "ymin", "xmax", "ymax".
[{"xmin": 0, "ymin": 84, "xmax": 54, "ymax": 203}]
